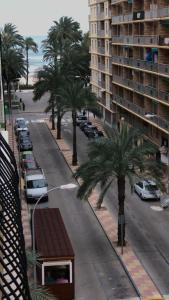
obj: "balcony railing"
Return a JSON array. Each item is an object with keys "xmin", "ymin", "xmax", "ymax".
[
  {"xmin": 112, "ymin": 55, "xmax": 169, "ymax": 77},
  {"xmin": 112, "ymin": 35, "xmax": 159, "ymax": 45},
  {"xmin": 113, "ymin": 94, "xmax": 169, "ymax": 131},
  {"xmin": 97, "ymin": 46, "xmax": 105, "ymax": 54},
  {"xmin": 111, "ymin": 0, "xmax": 125, "ymax": 4},
  {"xmin": 112, "ymin": 74, "xmax": 169, "ymax": 104},
  {"xmin": 111, "ymin": 6, "xmax": 169, "ymax": 22},
  {"xmin": 98, "ymin": 63, "xmax": 105, "ymax": 72}
]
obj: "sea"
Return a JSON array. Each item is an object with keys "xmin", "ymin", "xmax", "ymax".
[{"xmin": 21, "ymin": 35, "xmax": 47, "ymax": 84}]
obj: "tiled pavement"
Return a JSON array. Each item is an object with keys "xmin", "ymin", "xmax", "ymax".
[
  {"xmin": 46, "ymin": 119, "xmax": 165, "ymax": 300},
  {"xmin": 7, "ymin": 124, "xmax": 32, "ymax": 250},
  {"xmin": 7, "ymin": 119, "xmax": 165, "ymax": 300}
]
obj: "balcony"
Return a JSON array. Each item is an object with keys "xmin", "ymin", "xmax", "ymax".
[
  {"xmin": 112, "ymin": 35, "xmax": 159, "ymax": 45},
  {"xmin": 111, "ymin": 5, "xmax": 169, "ymax": 23},
  {"xmin": 97, "ymin": 29, "xmax": 105, "ymax": 37},
  {"xmin": 98, "ymin": 80, "xmax": 105, "ymax": 89},
  {"xmin": 112, "ymin": 74, "xmax": 169, "ymax": 104},
  {"xmin": 111, "ymin": 0, "xmax": 126, "ymax": 4},
  {"xmin": 112, "ymin": 14, "xmax": 132, "ymax": 24},
  {"xmin": 112, "ymin": 55, "xmax": 169, "ymax": 77},
  {"xmin": 112, "ymin": 94, "xmax": 169, "ymax": 131},
  {"xmin": 98, "ymin": 63, "xmax": 105, "ymax": 72},
  {"xmin": 97, "ymin": 46, "xmax": 105, "ymax": 55}
]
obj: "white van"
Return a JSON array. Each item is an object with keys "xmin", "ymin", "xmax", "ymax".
[{"xmin": 24, "ymin": 169, "xmax": 48, "ymax": 203}]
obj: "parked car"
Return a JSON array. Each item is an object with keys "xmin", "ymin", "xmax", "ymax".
[
  {"xmin": 97, "ymin": 130, "xmax": 104, "ymax": 137},
  {"xmin": 19, "ymin": 138, "xmax": 33, "ymax": 152},
  {"xmin": 134, "ymin": 180, "xmax": 161, "ymax": 200},
  {"xmin": 84, "ymin": 125, "xmax": 98, "ymax": 136},
  {"xmin": 15, "ymin": 118, "xmax": 28, "ymax": 134},
  {"xmin": 21, "ymin": 159, "xmax": 39, "ymax": 177},
  {"xmin": 15, "ymin": 117, "xmax": 25, "ymax": 128},
  {"xmin": 20, "ymin": 150, "xmax": 34, "ymax": 165},
  {"xmin": 17, "ymin": 129, "xmax": 30, "ymax": 141},
  {"xmin": 24, "ymin": 168, "xmax": 48, "ymax": 203},
  {"xmin": 79, "ymin": 121, "xmax": 92, "ymax": 131},
  {"xmin": 76, "ymin": 115, "xmax": 87, "ymax": 126},
  {"xmin": 87, "ymin": 129, "xmax": 104, "ymax": 139}
]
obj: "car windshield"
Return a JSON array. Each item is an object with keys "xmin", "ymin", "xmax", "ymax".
[
  {"xmin": 27, "ymin": 179, "xmax": 47, "ymax": 188},
  {"xmin": 22, "ymin": 154, "xmax": 33, "ymax": 160},
  {"xmin": 145, "ymin": 184, "xmax": 158, "ymax": 191},
  {"xmin": 24, "ymin": 161, "xmax": 36, "ymax": 169}
]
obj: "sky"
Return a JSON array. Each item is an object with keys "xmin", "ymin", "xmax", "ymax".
[{"xmin": 0, "ymin": 0, "xmax": 89, "ymax": 36}]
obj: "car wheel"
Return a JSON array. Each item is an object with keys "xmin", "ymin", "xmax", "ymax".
[{"xmin": 140, "ymin": 193, "xmax": 144, "ymax": 200}]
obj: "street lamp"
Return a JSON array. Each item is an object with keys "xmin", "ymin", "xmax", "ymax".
[{"xmin": 31, "ymin": 183, "xmax": 77, "ymax": 287}]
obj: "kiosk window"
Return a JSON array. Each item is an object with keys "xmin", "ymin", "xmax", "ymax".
[{"xmin": 45, "ymin": 265, "xmax": 69, "ymax": 285}]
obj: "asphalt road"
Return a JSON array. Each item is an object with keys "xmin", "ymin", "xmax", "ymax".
[
  {"xmin": 14, "ymin": 90, "xmax": 169, "ymax": 296},
  {"xmin": 28, "ymin": 122, "xmax": 137, "ymax": 300}
]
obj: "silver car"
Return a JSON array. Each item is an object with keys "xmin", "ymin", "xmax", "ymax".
[{"xmin": 134, "ymin": 180, "xmax": 161, "ymax": 200}]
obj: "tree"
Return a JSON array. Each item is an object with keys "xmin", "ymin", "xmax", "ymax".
[
  {"xmin": 58, "ymin": 80, "xmax": 97, "ymax": 165},
  {"xmin": 0, "ymin": 23, "xmax": 25, "ymax": 119},
  {"xmin": 42, "ymin": 16, "xmax": 82, "ymax": 65},
  {"xmin": 33, "ymin": 63, "xmax": 67, "ymax": 133},
  {"xmin": 74, "ymin": 124, "xmax": 166, "ymax": 245},
  {"xmin": 24, "ymin": 37, "xmax": 38, "ymax": 87}
]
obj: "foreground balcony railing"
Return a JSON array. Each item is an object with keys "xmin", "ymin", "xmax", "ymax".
[
  {"xmin": 113, "ymin": 94, "xmax": 169, "ymax": 131},
  {"xmin": 112, "ymin": 74, "xmax": 169, "ymax": 103},
  {"xmin": 112, "ymin": 55, "xmax": 169, "ymax": 76}
]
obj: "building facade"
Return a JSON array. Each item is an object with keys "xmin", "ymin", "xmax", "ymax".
[{"xmin": 89, "ymin": 0, "xmax": 169, "ymax": 148}]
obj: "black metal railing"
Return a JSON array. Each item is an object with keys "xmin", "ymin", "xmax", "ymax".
[{"xmin": 0, "ymin": 133, "xmax": 31, "ymax": 299}]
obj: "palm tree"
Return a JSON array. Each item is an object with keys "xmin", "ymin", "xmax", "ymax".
[
  {"xmin": 42, "ymin": 16, "xmax": 82, "ymax": 64},
  {"xmin": 58, "ymin": 80, "xmax": 97, "ymax": 165},
  {"xmin": 74, "ymin": 124, "xmax": 166, "ymax": 245},
  {"xmin": 44, "ymin": 94, "xmax": 67, "ymax": 139},
  {"xmin": 33, "ymin": 63, "xmax": 67, "ymax": 132},
  {"xmin": 1, "ymin": 23, "xmax": 25, "ymax": 119},
  {"xmin": 24, "ymin": 37, "xmax": 38, "ymax": 87}
]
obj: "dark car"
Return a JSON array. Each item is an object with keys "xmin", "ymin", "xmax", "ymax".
[
  {"xmin": 87, "ymin": 130, "xmax": 104, "ymax": 139},
  {"xmin": 84, "ymin": 125, "xmax": 98, "ymax": 136},
  {"xmin": 18, "ymin": 133, "xmax": 31, "ymax": 144},
  {"xmin": 17, "ymin": 130, "xmax": 30, "ymax": 141},
  {"xmin": 76, "ymin": 115, "xmax": 87, "ymax": 126},
  {"xmin": 79, "ymin": 121, "xmax": 92, "ymax": 131},
  {"xmin": 19, "ymin": 138, "xmax": 33, "ymax": 152}
]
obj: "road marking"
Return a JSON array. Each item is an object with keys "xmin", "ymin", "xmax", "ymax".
[
  {"xmin": 30, "ymin": 119, "xmax": 45, "ymax": 123},
  {"xmin": 150, "ymin": 206, "xmax": 163, "ymax": 211}
]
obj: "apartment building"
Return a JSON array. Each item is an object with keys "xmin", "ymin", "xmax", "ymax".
[{"xmin": 89, "ymin": 0, "xmax": 169, "ymax": 148}]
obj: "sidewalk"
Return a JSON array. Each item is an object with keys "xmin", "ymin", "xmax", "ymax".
[
  {"xmin": 46, "ymin": 118, "xmax": 165, "ymax": 300},
  {"xmin": 7, "ymin": 124, "xmax": 32, "ymax": 250}
]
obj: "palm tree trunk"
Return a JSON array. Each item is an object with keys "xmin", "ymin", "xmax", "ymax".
[
  {"xmin": 51, "ymin": 100, "xmax": 55, "ymax": 130},
  {"xmin": 72, "ymin": 111, "xmax": 78, "ymax": 166},
  {"xmin": 117, "ymin": 176, "xmax": 126, "ymax": 246},
  {"xmin": 57, "ymin": 114, "xmax": 61, "ymax": 139},
  {"xmin": 26, "ymin": 48, "xmax": 29, "ymax": 87}
]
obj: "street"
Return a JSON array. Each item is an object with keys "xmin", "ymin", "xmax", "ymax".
[
  {"xmin": 14, "ymin": 90, "xmax": 169, "ymax": 297},
  {"xmin": 14, "ymin": 90, "xmax": 138, "ymax": 300}
]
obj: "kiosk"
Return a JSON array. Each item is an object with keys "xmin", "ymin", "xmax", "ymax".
[{"xmin": 34, "ymin": 208, "xmax": 75, "ymax": 300}]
